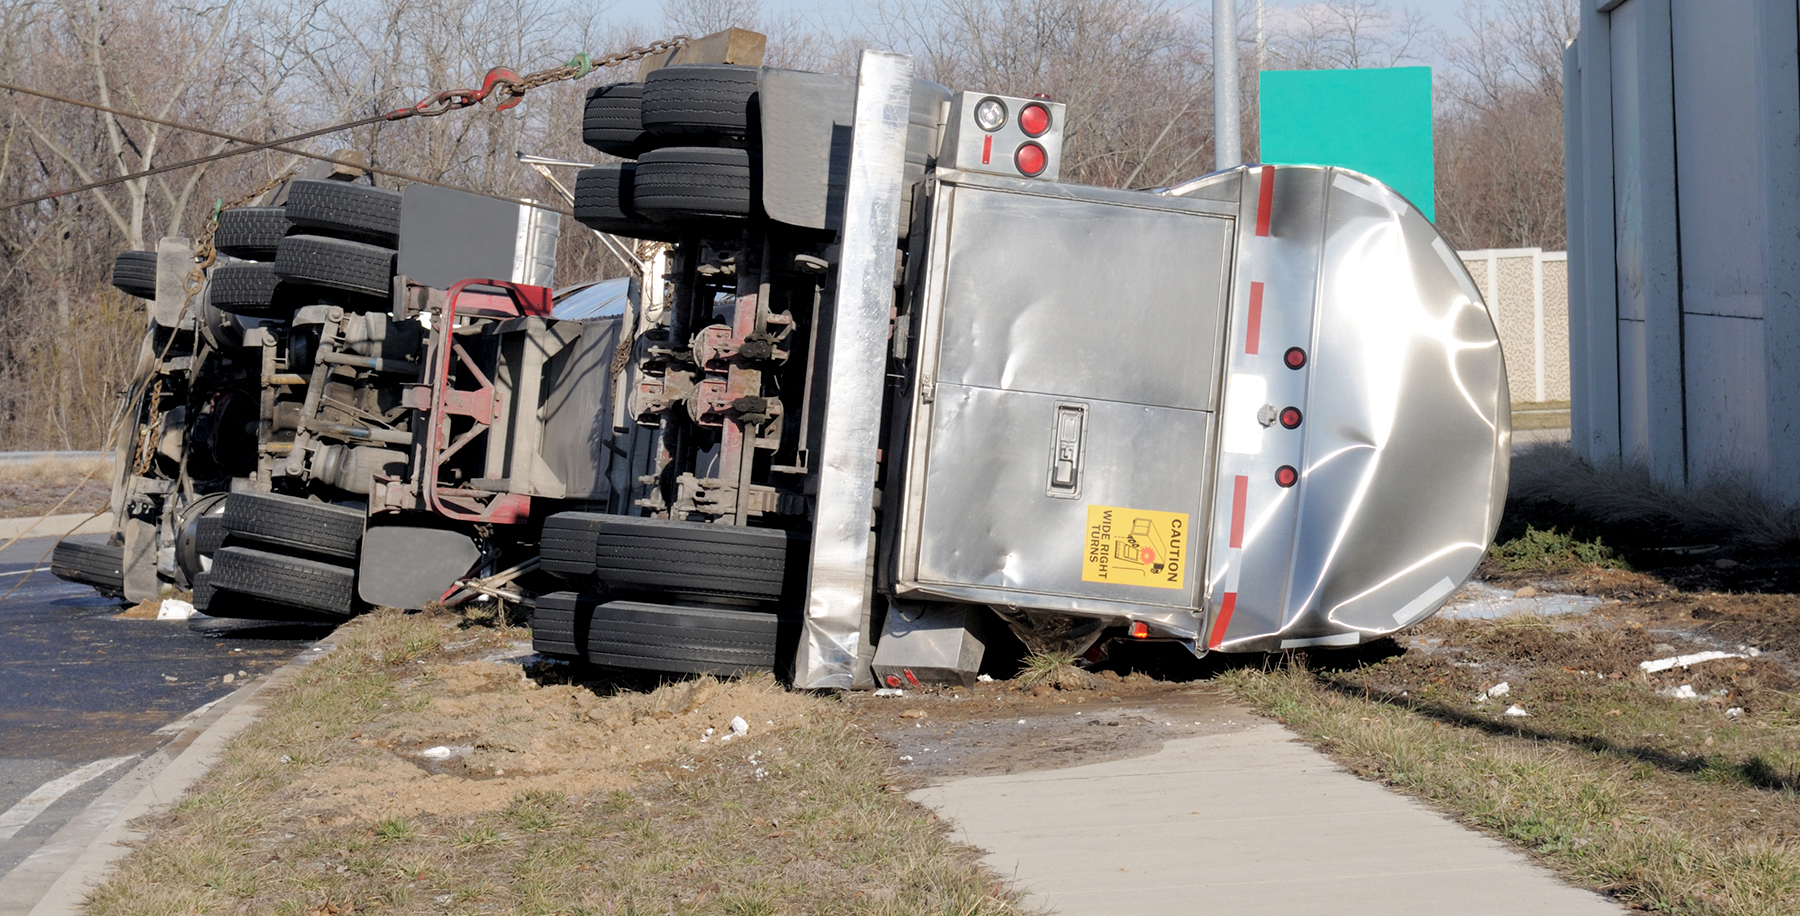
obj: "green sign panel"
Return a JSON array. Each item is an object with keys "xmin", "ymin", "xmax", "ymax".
[{"xmin": 1259, "ymin": 66, "xmax": 1434, "ymax": 221}]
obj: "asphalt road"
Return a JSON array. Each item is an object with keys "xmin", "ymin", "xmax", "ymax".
[{"xmin": 0, "ymin": 534, "xmax": 320, "ymax": 889}]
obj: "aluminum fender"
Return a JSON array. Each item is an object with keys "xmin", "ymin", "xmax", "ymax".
[{"xmin": 1191, "ymin": 165, "xmax": 1509, "ymax": 652}]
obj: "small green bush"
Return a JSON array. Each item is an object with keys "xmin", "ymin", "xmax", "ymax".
[{"xmin": 1489, "ymin": 525, "xmax": 1628, "ymax": 572}]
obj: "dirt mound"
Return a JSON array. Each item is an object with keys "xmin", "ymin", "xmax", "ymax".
[{"xmin": 281, "ymin": 646, "xmax": 824, "ymax": 824}]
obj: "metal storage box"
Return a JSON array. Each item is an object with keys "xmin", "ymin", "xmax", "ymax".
[{"xmin": 889, "ymin": 169, "xmax": 1238, "ymax": 626}]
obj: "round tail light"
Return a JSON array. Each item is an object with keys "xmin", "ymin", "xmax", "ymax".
[
  {"xmin": 974, "ymin": 97, "xmax": 1008, "ymax": 132},
  {"xmin": 1275, "ymin": 465, "xmax": 1299, "ymax": 488},
  {"xmin": 1284, "ymin": 347, "xmax": 1307, "ymax": 370},
  {"xmin": 1015, "ymin": 142, "xmax": 1048, "ymax": 177},
  {"xmin": 1019, "ymin": 102, "xmax": 1051, "ymax": 137},
  {"xmin": 1279, "ymin": 407, "xmax": 1302, "ymax": 429}
]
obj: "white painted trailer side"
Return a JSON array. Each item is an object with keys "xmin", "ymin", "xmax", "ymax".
[{"xmin": 1565, "ymin": 0, "xmax": 1800, "ymax": 505}]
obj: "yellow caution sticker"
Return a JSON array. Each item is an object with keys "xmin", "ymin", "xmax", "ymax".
[{"xmin": 1082, "ymin": 505, "xmax": 1188, "ymax": 590}]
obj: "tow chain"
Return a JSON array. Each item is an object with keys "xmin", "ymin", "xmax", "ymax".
[{"xmin": 383, "ymin": 37, "xmax": 687, "ymax": 120}]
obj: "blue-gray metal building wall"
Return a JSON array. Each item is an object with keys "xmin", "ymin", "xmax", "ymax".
[{"xmin": 1565, "ymin": 0, "xmax": 1800, "ymax": 501}]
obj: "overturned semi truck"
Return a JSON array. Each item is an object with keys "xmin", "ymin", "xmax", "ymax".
[{"xmin": 55, "ymin": 35, "xmax": 1510, "ymax": 689}]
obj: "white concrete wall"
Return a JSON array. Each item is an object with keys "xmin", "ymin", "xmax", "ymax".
[
  {"xmin": 1460, "ymin": 248, "xmax": 1570, "ymax": 404},
  {"xmin": 1565, "ymin": 0, "xmax": 1800, "ymax": 505}
]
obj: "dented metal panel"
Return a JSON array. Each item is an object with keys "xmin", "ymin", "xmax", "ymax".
[
  {"xmin": 1187, "ymin": 165, "xmax": 1508, "ymax": 652},
  {"xmin": 892, "ymin": 170, "xmax": 1235, "ymax": 636}
]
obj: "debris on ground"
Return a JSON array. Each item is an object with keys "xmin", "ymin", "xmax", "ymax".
[
  {"xmin": 1639, "ymin": 649, "xmax": 1746, "ymax": 672},
  {"xmin": 156, "ymin": 598, "xmax": 196, "ymax": 620}
]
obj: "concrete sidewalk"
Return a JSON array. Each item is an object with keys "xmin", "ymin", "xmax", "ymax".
[{"xmin": 912, "ymin": 721, "xmax": 1623, "ymax": 915}]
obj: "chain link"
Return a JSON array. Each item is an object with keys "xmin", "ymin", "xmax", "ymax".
[
  {"xmin": 183, "ymin": 169, "xmax": 295, "ymax": 298},
  {"xmin": 385, "ymin": 36, "xmax": 689, "ymax": 122}
]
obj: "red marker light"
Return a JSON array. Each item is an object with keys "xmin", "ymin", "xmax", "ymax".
[
  {"xmin": 1015, "ymin": 142, "xmax": 1048, "ymax": 177},
  {"xmin": 1284, "ymin": 347, "xmax": 1307, "ymax": 370},
  {"xmin": 1275, "ymin": 465, "xmax": 1299, "ymax": 488},
  {"xmin": 1279, "ymin": 407, "xmax": 1302, "ymax": 429},
  {"xmin": 1019, "ymin": 103, "xmax": 1051, "ymax": 137},
  {"xmin": 1130, "ymin": 621, "xmax": 1150, "ymax": 638}
]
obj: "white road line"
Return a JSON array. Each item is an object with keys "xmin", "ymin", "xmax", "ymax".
[
  {"xmin": 0, "ymin": 757, "xmax": 135, "ymax": 842},
  {"xmin": 0, "ymin": 569, "xmax": 33, "ymax": 578}
]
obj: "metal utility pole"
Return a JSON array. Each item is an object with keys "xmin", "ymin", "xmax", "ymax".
[
  {"xmin": 1214, "ymin": 0, "xmax": 1241, "ymax": 170},
  {"xmin": 1256, "ymin": 0, "xmax": 1266, "ymax": 74}
]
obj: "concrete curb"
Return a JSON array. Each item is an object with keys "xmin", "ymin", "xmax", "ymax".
[
  {"xmin": 0, "ymin": 641, "xmax": 336, "ymax": 916},
  {"xmin": 0, "ymin": 515, "xmax": 111, "ymax": 543}
]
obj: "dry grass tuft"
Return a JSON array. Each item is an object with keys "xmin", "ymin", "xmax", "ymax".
[
  {"xmin": 1509, "ymin": 444, "xmax": 1800, "ymax": 553},
  {"xmin": 1012, "ymin": 652, "xmax": 1100, "ymax": 692},
  {"xmin": 0, "ymin": 455, "xmax": 113, "ymax": 519}
]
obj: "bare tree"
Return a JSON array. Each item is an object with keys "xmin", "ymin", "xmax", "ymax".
[
  {"xmin": 1433, "ymin": 0, "xmax": 1576, "ymax": 249},
  {"xmin": 870, "ymin": 0, "xmax": 1216, "ymax": 189},
  {"xmin": 1262, "ymin": 0, "xmax": 1431, "ymax": 70}
]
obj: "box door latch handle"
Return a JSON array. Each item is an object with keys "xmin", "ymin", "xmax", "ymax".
[{"xmin": 1047, "ymin": 402, "xmax": 1087, "ymax": 498}]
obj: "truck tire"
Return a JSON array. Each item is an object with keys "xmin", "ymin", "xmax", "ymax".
[
  {"xmin": 582, "ymin": 83, "xmax": 650, "ymax": 157},
  {"xmin": 572, "ymin": 164, "xmax": 680, "ymax": 242},
  {"xmin": 214, "ymin": 206, "xmax": 293, "ymax": 260},
  {"xmin": 221, "ymin": 491, "xmax": 364, "ymax": 560},
  {"xmin": 532, "ymin": 593, "xmax": 789, "ymax": 675},
  {"xmin": 188, "ymin": 610, "xmax": 336, "ymax": 637},
  {"xmin": 274, "ymin": 234, "xmax": 395, "ymax": 298},
  {"xmin": 190, "ymin": 570, "xmax": 216, "ymax": 611},
  {"xmin": 641, "ymin": 65, "xmax": 760, "ymax": 144},
  {"xmin": 111, "ymin": 251, "xmax": 158, "ymax": 300},
  {"xmin": 540, "ymin": 513, "xmax": 791, "ymax": 602},
  {"xmin": 190, "ymin": 573, "xmax": 338, "ymax": 626},
  {"xmin": 283, "ymin": 179, "xmax": 402, "ymax": 245},
  {"xmin": 631, "ymin": 147, "xmax": 754, "ymax": 225},
  {"xmin": 206, "ymin": 263, "xmax": 299, "ymax": 316},
  {"xmin": 50, "ymin": 539, "xmax": 125, "ymax": 598},
  {"xmin": 208, "ymin": 545, "xmax": 358, "ymax": 617}
]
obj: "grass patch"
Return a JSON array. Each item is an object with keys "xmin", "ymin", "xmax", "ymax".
[
  {"xmin": 1221, "ymin": 612, "xmax": 1800, "ymax": 916},
  {"xmin": 0, "ymin": 455, "xmax": 112, "ymax": 519},
  {"xmin": 1487, "ymin": 525, "xmax": 1628, "ymax": 573},
  {"xmin": 84, "ymin": 610, "xmax": 1026, "ymax": 916}
]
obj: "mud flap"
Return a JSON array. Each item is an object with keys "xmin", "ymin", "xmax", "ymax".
[
  {"xmin": 122, "ymin": 516, "xmax": 161, "ymax": 603},
  {"xmin": 357, "ymin": 522, "xmax": 482, "ymax": 609}
]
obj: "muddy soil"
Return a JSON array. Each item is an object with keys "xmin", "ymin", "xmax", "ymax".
[{"xmin": 842, "ymin": 674, "xmax": 1260, "ymax": 784}]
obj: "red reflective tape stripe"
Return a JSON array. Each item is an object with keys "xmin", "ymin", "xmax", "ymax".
[
  {"xmin": 1245, "ymin": 281, "xmax": 1265, "ymax": 355},
  {"xmin": 1229, "ymin": 475, "xmax": 1249, "ymax": 548},
  {"xmin": 1209, "ymin": 592, "xmax": 1237, "ymax": 649},
  {"xmin": 1255, "ymin": 166, "xmax": 1275, "ymax": 237},
  {"xmin": 982, "ymin": 134, "xmax": 992, "ymax": 165}
]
